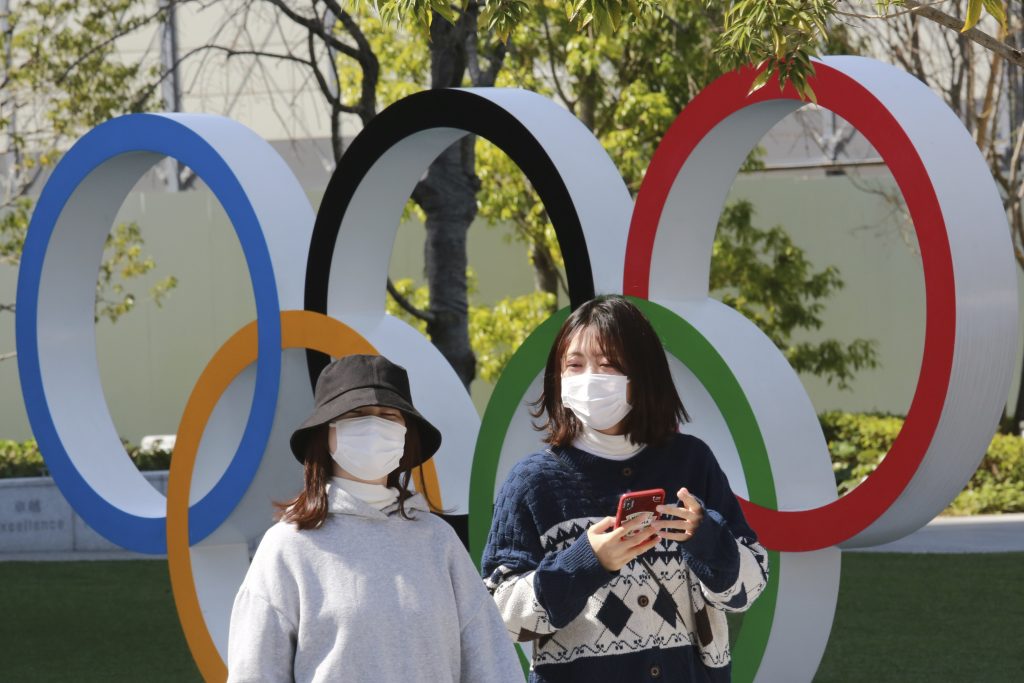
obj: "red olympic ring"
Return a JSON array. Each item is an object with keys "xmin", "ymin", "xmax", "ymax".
[{"xmin": 625, "ymin": 62, "xmax": 956, "ymax": 551}]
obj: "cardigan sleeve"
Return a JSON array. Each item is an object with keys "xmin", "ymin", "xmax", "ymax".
[
  {"xmin": 678, "ymin": 439, "xmax": 770, "ymax": 613},
  {"xmin": 480, "ymin": 459, "xmax": 617, "ymax": 641}
]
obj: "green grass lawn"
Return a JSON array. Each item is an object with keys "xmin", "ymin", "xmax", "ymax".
[{"xmin": 1, "ymin": 553, "xmax": 1021, "ymax": 682}]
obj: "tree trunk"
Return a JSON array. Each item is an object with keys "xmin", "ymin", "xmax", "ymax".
[
  {"xmin": 530, "ymin": 241, "xmax": 560, "ymax": 297},
  {"xmin": 410, "ymin": 12, "xmax": 479, "ymax": 389}
]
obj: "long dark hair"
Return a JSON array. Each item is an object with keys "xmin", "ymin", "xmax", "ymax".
[
  {"xmin": 532, "ymin": 295, "xmax": 689, "ymax": 447},
  {"xmin": 275, "ymin": 420, "xmax": 428, "ymax": 530}
]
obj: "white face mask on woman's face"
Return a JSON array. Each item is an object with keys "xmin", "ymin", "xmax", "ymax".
[
  {"xmin": 330, "ymin": 415, "xmax": 407, "ymax": 481},
  {"xmin": 560, "ymin": 372, "xmax": 632, "ymax": 431}
]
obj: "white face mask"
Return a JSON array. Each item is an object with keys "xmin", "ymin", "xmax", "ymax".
[
  {"xmin": 330, "ymin": 415, "xmax": 407, "ymax": 481},
  {"xmin": 560, "ymin": 372, "xmax": 631, "ymax": 431}
]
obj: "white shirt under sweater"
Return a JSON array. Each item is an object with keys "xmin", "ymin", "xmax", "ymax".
[
  {"xmin": 227, "ymin": 485, "xmax": 523, "ymax": 683},
  {"xmin": 328, "ymin": 476, "xmax": 398, "ymax": 510},
  {"xmin": 571, "ymin": 426, "xmax": 645, "ymax": 460}
]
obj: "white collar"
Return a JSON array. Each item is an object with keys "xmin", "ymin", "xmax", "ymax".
[
  {"xmin": 571, "ymin": 426, "xmax": 645, "ymax": 460},
  {"xmin": 328, "ymin": 477, "xmax": 399, "ymax": 511}
]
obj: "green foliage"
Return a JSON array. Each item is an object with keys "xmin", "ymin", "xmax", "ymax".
[
  {"xmin": 711, "ymin": 201, "xmax": 879, "ymax": 389},
  {"xmin": 367, "ymin": 0, "xmax": 660, "ymax": 40},
  {"xmin": 469, "ymin": 290, "xmax": 557, "ymax": 382},
  {"xmin": 965, "ymin": 0, "xmax": 1007, "ymax": 32},
  {"xmin": 0, "ymin": 0, "xmax": 174, "ymax": 338},
  {"xmin": 717, "ymin": 0, "xmax": 835, "ymax": 101},
  {"xmin": 359, "ymin": 1, "xmax": 1012, "ymax": 104},
  {"xmin": 820, "ymin": 411, "xmax": 905, "ymax": 494},
  {"xmin": 0, "ymin": 439, "xmax": 171, "ymax": 478},
  {"xmin": 821, "ymin": 411, "xmax": 1024, "ymax": 514},
  {"xmin": 475, "ymin": 1, "xmax": 722, "ymax": 291},
  {"xmin": 0, "ymin": 440, "xmax": 48, "ymax": 478},
  {"xmin": 337, "ymin": 10, "xmax": 430, "ymax": 112},
  {"xmin": 386, "ymin": 270, "xmax": 557, "ymax": 383},
  {"xmin": 4, "ymin": 1, "xmax": 157, "ymax": 145},
  {"xmin": 475, "ymin": 3, "xmax": 875, "ymax": 388},
  {"xmin": 96, "ymin": 223, "xmax": 178, "ymax": 324}
]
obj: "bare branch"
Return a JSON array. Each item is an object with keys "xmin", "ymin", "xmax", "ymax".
[
  {"xmin": 306, "ymin": 28, "xmax": 345, "ymax": 111},
  {"xmin": 260, "ymin": 0, "xmax": 363, "ymax": 61},
  {"xmin": 903, "ymin": 0, "xmax": 1024, "ymax": 68},
  {"xmin": 387, "ymin": 278, "xmax": 434, "ymax": 323},
  {"xmin": 52, "ymin": 6, "xmax": 166, "ymax": 85},
  {"xmin": 542, "ymin": 14, "xmax": 576, "ymax": 112},
  {"xmin": 333, "ymin": 7, "xmax": 379, "ymax": 123}
]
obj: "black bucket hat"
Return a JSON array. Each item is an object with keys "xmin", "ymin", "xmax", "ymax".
[{"xmin": 289, "ymin": 354, "xmax": 442, "ymax": 466}]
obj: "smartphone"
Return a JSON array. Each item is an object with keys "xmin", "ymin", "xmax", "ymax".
[{"xmin": 615, "ymin": 488, "xmax": 666, "ymax": 540}]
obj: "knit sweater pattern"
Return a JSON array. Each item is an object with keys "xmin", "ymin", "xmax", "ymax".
[{"xmin": 481, "ymin": 433, "xmax": 769, "ymax": 683}]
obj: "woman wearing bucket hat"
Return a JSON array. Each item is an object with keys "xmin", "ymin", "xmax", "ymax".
[{"xmin": 227, "ymin": 354, "xmax": 523, "ymax": 683}]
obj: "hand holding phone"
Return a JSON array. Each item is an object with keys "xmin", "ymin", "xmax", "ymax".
[{"xmin": 615, "ymin": 488, "xmax": 666, "ymax": 540}]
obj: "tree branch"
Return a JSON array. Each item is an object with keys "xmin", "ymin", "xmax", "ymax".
[
  {"xmin": 306, "ymin": 28, "xmax": 345, "ymax": 111},
  {"xmin": 387, "ymin": 278, "xmax": 434, "ymax": 323},
  {"xmin": 542, "ymin": 14, "xmax": 576, "ymax": 112},
  {"xmin": 903, "ymin": 0, "xmax": 1024, "ymax": 68},
  {"xmin": 332, "ymin": 7, "xmax": 379, "ymax": 123},
  {"xmin": 259, "ymin": 0, "xmax": 364, "ymax": 60},
  {"xmin": 51, "ymin": 6, "xmax": 166, "ymax": 85}
]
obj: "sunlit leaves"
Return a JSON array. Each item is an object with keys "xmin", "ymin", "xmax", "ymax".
[
  {"xmin": 385, "ymin": 271, "xmax": 557, "ymax": 383},
  {"xmin": 717, "ymin": 0, "xmax": 834, "ymax": 100},
  {"xmin": 965, "ymin": 0, "xmax": 1007, "ymax": 31},
  {"xmin": 367, "ymin": 0, "xmax": 659, "ymax": 40},
  {"xmin": 95, "ymin": 223, "xmax": 177, "ymax": 324}
]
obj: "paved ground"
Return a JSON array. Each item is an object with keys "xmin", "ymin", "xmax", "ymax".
[
  {"xmin": 3, "ymin": 514, "xmax": 1023, "ymax": 561},
  {"xmin": 844, "ymin": 512, "xmax": 1024, "ymax": 553}
]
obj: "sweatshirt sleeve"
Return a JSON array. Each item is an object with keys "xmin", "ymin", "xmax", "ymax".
[
  {"xmin": 678, "ymin": 440, "xmax": 770, "ymax": 613},
  {"xmin": 480, "ymin": 460, "xmax": 617, "ymax": 641},
  {"xmin": 226, "ymin": 526, "xmax": 299, "ymax": 683},
  {"xmin": 227, "ymin": 587, "xmax": 297, "ymax": 683},
  {"xmin": 442, "ymin": 526, "xmax": 526, "ymax": 683}
]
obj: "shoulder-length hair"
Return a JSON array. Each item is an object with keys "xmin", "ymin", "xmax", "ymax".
[
  {"xmin": 275, "ymin": 420, "xmax": 429, "ymax": 530},
  {"xmin": 532, "ymin": 295, "xmax": 689, "ymax": 447}
]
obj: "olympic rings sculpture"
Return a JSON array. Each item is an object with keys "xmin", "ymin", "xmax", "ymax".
[{"xmin": 16, "ymin": 57, "xmax": 1017, "ymax": 682}]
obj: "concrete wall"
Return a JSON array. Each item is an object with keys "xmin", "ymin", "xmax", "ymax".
[
  {"xmin": 0, "ymin": 472, "xmax": 167, "ymax": 557},
  {"xmin": 2, "ymin": 172, "xmax": 1021, "ymax": 443}
]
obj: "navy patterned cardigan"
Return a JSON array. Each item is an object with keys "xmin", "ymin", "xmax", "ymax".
[{"xmin": 480, "ymin": 433, "xmax": 769, "ymax": 683}]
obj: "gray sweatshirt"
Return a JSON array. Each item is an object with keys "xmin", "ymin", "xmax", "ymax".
[{"xmin": 227, "ymin": 486, "xmax": 524, "ymax": 683}]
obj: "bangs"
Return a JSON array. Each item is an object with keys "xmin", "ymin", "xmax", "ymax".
[{"xmin": 562, "ymin": 317, "xmax": 630, "ymax": 375}]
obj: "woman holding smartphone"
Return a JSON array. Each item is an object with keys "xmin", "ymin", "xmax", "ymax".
[
  {"xmin": 227, "ymin": 354, "xmax": 522, "ymax": 683},
  {"xmin": 481, "ymin": 296, "xmax": 769, "ymax": 682}
]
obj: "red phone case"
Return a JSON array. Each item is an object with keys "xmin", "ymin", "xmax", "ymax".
[{"xmin": 615, "ymin": 488, "xmax": 666, "ymax": 539}]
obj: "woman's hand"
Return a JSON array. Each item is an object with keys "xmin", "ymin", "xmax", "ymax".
[
  {"xmin": 652, "ymin": 487, "xmax": 704, "ymax": 542},
  {"xmin": 586, "ymin": 516, "xmax": 661, "ymax": 572}
]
